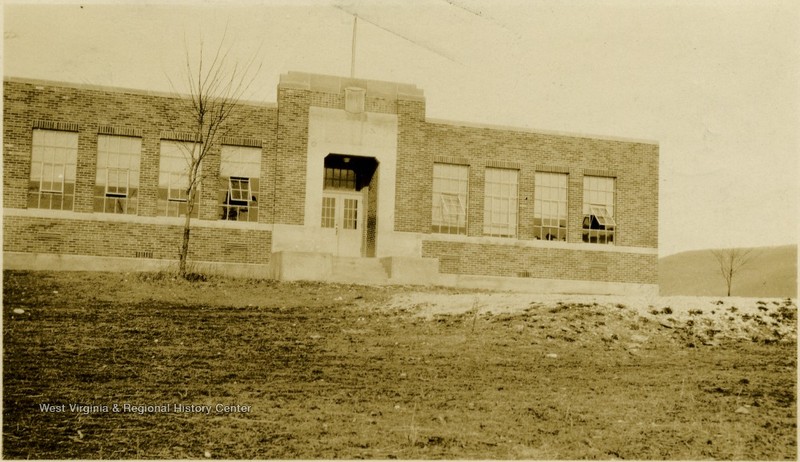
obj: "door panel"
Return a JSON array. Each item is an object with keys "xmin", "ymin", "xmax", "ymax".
[{"xmin": 321, "ymin": 192, "xmax": 363, "ymax": 257}]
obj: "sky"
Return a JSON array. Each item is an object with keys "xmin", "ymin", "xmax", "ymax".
[{"xmin": 3, "ymin": 0, "xmax": 798, "ymax": 257}]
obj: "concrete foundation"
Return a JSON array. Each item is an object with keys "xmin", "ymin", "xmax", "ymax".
[
  {"xmin": 380, "ymin": 256, "xmax": 440, "ymax": 285},
  {"xmin": 438, "ymin": 272, "xmax": 659, "ymax": 296},
  {"xmin": 2, "ymin": 252, "xmax": 273, "ymax": 279},
  {"xmin": 268, "ymin": 251, "xmax": 332, "ymax": 281},
  {"xmin": 3, "ymin": 251, "xmax": 657, "ymax": 296}
]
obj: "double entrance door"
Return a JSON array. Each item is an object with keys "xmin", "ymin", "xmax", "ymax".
[{"xmin": 321, "ymin": 190, "xmax": 363, "ymax": 257}]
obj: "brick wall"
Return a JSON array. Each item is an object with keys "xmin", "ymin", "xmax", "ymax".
[
  {"xmin": 3, "ymin": 78, "xmax": 277, "ymax": 266},
  {"xmin": 274, "ymin": 88, "xmax": 309, "ymax": 225},
  {"xmin": 3, "ymin": 79, "xmax": 277, "ymax": 217},
  {"xmin": 308, "ymin": 91, "xmax": 398, "ymax": 115},
  {"xmin": 423, "ymin": 240, "xmax": 657, "ymax": 284},
  {"xmin": 4, "ymin": 215, "xmax": 271, "ymax": 264},
  {"xmin": 4, "ymin": 75, "xmax": 658, "ymax": 285},
  {"xmin": 274, "ymin": 82, "xmax": 414, "ymax": 227},
  {"xmin": 395, "ymin": 99, "xmax": 430, "ymax": 233},
  {"xmin": 412, "ymin": 122, "xmax": 659, "ymax": 249},
  {"xmin": 412, "ymin": 122, "xmax": 658, "ymax": 284}
]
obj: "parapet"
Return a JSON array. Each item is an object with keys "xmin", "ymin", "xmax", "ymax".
[{"xmin": 278, "ymin": 71, "xmax": 425, "ymax": 102}]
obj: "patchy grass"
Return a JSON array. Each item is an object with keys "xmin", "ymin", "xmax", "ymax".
[{"xmin": 2, "ymin": 271, "xmax": 797, "ymax": 459}]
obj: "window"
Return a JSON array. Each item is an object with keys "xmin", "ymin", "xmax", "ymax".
[
  {"xmin": 342, "ymin": 198, "xmax": 359, "ymax": 230},
  {"xmin": 94, "ymin": 135, "xmax": 141, "ymax": 214},
  {"xmin": 432, "ymin": 163, "xmax": 468, "ymax": 234},
  {"xmin": 582, "ymin": 176, "xmax": 616, "ymax": 244},
  {"xmin": 483, "ymin": 167, "xmax": 518, "ymax": 237},
  {"xmin": 321, "ymin": 195, "xmax": 361, "ymax": 230},
  {"xmin": 324, "ymin": 167, "xmax": 356, "ymax": 190},
  {"xmin": 219, "ymin": 145, "xmax": 260, "ymax": 222},
  {"xmin": 534, "ymin": 172, "xmax": 568, "ymax": 241},
  {"xmin": 158, "ymin": 141, "xmax": 201, "ymax": 217},
  {"xmin": 28, "ymin": 129, "xmax": 78, "ymax": 210},
  {"xmin": 321, "ymin": 196, "xmax": 336, "ymax": 228},
  {"xmin": 228, "ymin": 177, "xmax": 250, "ymax": 204}
]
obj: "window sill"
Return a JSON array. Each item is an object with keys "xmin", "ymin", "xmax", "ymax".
[
  {"xmin": 422, "ymin": 232, "xmax": 656, "ymax": 254},
  {"xmin": 3, "ymin": 207, "xmax": 273, "ymax": 231}
]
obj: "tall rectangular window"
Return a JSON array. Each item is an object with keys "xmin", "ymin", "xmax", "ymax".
[
  {"xmin": 431, "ymin": 163, "xmax": 468, "ymax": 234},
  {"xmin": 483, "ymin": 167, "xmax": 518, "ymax": 237},
  {"xmin": 158, "ymin": 141, "xmax": 200, "ymax": 217},
  {"xmin": 28, "ymin": 129, "xmax": 78, "ymax": 210},
  {"xmin": 342, "ymin": 197, "xmax": 359, "ymax": 230},
  {"xmin": 582, "ymin": 176, "xmax": 616, "ymax": 244},
  {"xmin": 534, "ymin": 172, "xmax": 568, "ymax": 241},
  {"xmin": 321, "ymin": 196, "xmax": 336, "ymax": 228},
  {"xmin": 219, "ymin": 145, "xmax": 260, "ymax": 222},
  {"xmin": 94, "ymin": 135, "xmax": 141, "ymax": 214}
]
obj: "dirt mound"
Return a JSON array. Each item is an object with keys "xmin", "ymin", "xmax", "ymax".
[{"xmin": 387, "ymin": 292, "xmax": 797, "ymax": 344}]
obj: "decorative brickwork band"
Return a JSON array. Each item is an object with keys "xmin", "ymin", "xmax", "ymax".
[
  {"xmin": 486, "ymin": 159, "xmax": 521, "ymax": 170},
  {"xmin": 160, "ymin": 130, "xmax": 201, "ymax": 142},
  {"xmin": 583, "ymin": 168, "xmax": 617, "ymax": 178},
  {"xmin": 97, "ymin": 125, "xmax": 143, "ymax": 137},
  {"xmin": 535, "ymin": 164, "xmax": 571, "ymax": 174},
  {"xmin": 433, "ymin": 155, "xmax": 470, "ymax": 166},
  {"xmin": 220, "ymin": 136, "xmax": 263, "ymax": 148},
  {"xmin": 32, "ymin": 120, "xmax": 79, "ymax": 132}
]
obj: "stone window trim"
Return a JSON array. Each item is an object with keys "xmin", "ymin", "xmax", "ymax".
[
  {"xmin": 535, "ymin": 165, "xmax": 571, "ymax": 175},
  {"xmin": 32, "ymin": 120, "xmax": 79, "ymax": 132},
  {"xmin": 221, "ymin": 136, "xmax": 263, "ymax": 148},
  {"xmin": 160, "ymin": 130, "xmax": 201, "ymax": 143},
  {"xmin": 582, "ymin": 168, "xmax": 617, "ymax": 178},
  {"xmin": 433, "ymin": 155, "xmax": 470, "ymax": 166},
  {"xmin": 97, "ymin": 126, "xmax": 142, "ymax": 138},
  {"xmin": 485, "ymin": 159, "xmax": 522, "ymax": 170}
]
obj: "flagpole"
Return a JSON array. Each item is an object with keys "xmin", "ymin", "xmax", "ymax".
[{"xmin": 351, "ymin": 15, "xmax": 357, "ymax": 78}]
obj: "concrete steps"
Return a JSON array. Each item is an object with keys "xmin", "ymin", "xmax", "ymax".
[
  {"xmin": 270, "ymin": 251, "xmax": 441, "ymax": 286},
  {"xmin": 329, "ymin": 256, "xmax": 390, "ymax": 285}
]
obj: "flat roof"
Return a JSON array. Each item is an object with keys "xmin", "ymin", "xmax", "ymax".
[
  {"xmin": 278, "ymin": 71, "xmax": 424, "ymax": 102},
  {"xmin": 3, "ymin": 76, "xmax": 277, "ymax": 109},
  {"xmin": 426, "ymin": 117, "xmax": 659, "ymax": 146},
  {"xmin": 5, "ymin": 74, "xmax": 658, "ymax": 145}
]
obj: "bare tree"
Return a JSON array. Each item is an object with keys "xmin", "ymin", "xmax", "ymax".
[
  {"xmin": 167, "ymin": 37, "xmax": 261, "ymax": 278},
  {"xmin": 710, "ymin": 248, "xmax": 757, "ymax": 296}
]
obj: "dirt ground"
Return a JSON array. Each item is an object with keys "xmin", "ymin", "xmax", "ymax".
[
  {"xmin": 2, "ymin": 270, "xmax": 797, "ymax": 459},
  {"xmin": 390, "ymin": 291, "xmax": 798, "ymax": 345}
]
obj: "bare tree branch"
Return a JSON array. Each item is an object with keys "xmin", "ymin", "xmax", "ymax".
[
  {"xmin": 710, "ymin": 248, "xmax": 758, "ymax": 296},
  {"xmin": 166, "ymin": 35, "xmax": 262, "ymax": 278}
]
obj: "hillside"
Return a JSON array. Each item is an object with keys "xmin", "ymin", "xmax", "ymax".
[{"xmin": 659, "ymin": 245, "xmax": 797, "ymax": 297}]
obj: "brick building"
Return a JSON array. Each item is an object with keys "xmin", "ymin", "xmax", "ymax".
[{"xmin": 3, "ymin": 72, "xmax": 659, "ymax": 295}]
